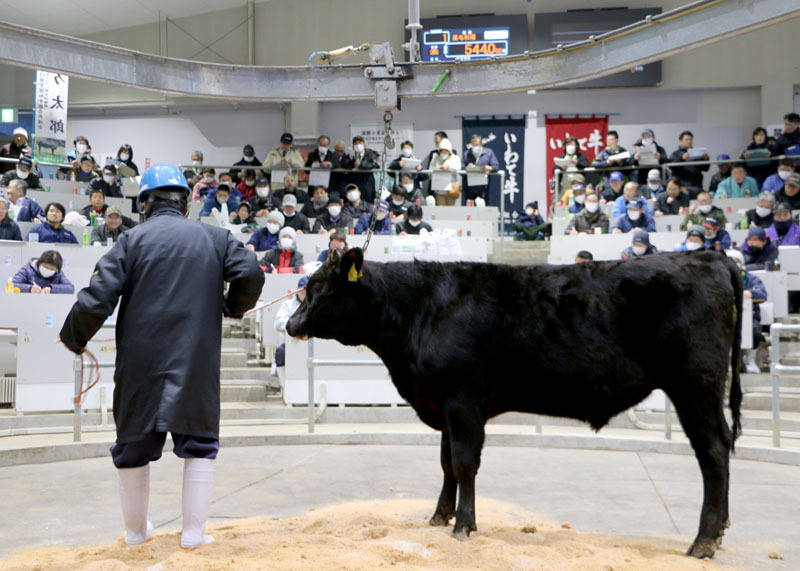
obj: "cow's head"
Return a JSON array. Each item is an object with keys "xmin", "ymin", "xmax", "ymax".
[{"xmin": 286, "ymin": 247, "xmax": 370, "ymax": 346}]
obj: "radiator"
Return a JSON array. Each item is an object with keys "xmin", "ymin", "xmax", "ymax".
[{"xmin": 0, "ymin": 377, "xmax": 15, "ymax": 405}]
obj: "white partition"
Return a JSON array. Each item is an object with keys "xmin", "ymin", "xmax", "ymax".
[
  {"xmin": 257, "ymin": 274, "xmax": 304, "ymax": 356},
  {"xmin": 751, "ymin": 271, "xmax": 788, "ymax": 318},
  {"xmin": 284, "ymin": 337, "xmax": 402, "ymax": 405}
]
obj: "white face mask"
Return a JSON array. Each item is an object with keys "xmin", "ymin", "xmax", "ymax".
[
  {"xmin": 354, "ymin": 143, "xmax": 365, "ymax": 154},
  {"xmin": 16, "ymin": 169, "xmax": 29, "ymax": 179},
  {"xmin": 698, "ymin": 203, "xmax": 713, "ymax": 214},
  {"xmin": 119, "ymin": 153, "xmax": 130, "ymax": 161},
  {"xmin": 266, "ymin": 222, "xmax": 281, "ymax": 234},
  {"xmin": 628, "ymin": 210, "xmax": 641, "ymax": 221},
  {"xmin": 647, "ymin": 182, "xmax": 661, "ymax": 191},
  {"xmin": 565, "ymin": 145, "xmax": 577, "ymax": 155},
  {"xmin": 203, "ymin": 176, "xmax": 215, "ymax": 184},
  {"xmin": 632, "ymin": 245, "xmax": 647, "ymax": 256},
  {"xmin": 256, "ymin": 186, "xmax": 270, "ymax": 198},
  {"xmin": 216, "ymin": 195, "xmax": 228, "ymax": 205},
  {"xmin": 585, "ymin": 202, "xmax": 599, "ymax": 213},
  {"xmin": 103, "ymin": 175, "xmax": 115, "ymax": 184},
  {"xmin": 347, "ymin": 190, "xmax": 360, "ymax": 202},
  {"xmin": 574, "ymin": 194, "xmax": 586, "ymax": 204},
  {"xmin": 472, "ymin": 145, "xmax": 482, "ymax": 155},
  {"xmin": 439, "ymin": 151, "xmax": 449, "ymax": 161},
  {"xmin": 408, "ymin": 219, "xmax": 421, "ymax": 227},
  {"xmin": 280, "ymin": 237, "xmax": 294, "ymax": 250},
  {"xmin": 192, "ymin": 160, "xmax": 201, "ymax": 166},
  {"xmin": 244, "ymin": 155, "xmax": 255, "ymax": 162},
  {"xmin": 756, "ymin": 206, "xmax": 772, "ymax": 218},
  {"xmin": 392, "ymin": 198, "xmax": 404, "ymax": 206},
  {"xmin": 686, "ymin": 241, "xmax": 703, "ymax": 251},
  {"xmin": 38, "ymin": 265, "xmax": 56, "ymax": 278},
  {"xmin": 401, "ymin": 147, "xmax": 413, "ymax": 158},
  {"xmin": 76, "ymin": 143, "xmax": 87, "ymax": 153},
  {"xmin": 318, "ymin": 146, "xmax": 328, "ymax": 156},
  {"xmin": 328, "ymin": 205, "xmax": 341, "ymax": 218},
  {"xmin": 403, "ymin": 183, "xmax": 414, "ymax": 193},
  {"xmin": 779, "ymin": 170, "xmax": 792, "ymax": 181},
  {"xmin": 525, "ymin": 208, "xmax": 534, "ymax": 216},
  {"xmin": 641, "ymin": 137, "xmax": 654, "ymax": 146},
  {"xmin": 245, "ymin": 179, "xmax": 255, "ymax": 186}
]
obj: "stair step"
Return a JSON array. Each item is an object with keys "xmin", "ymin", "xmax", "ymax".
[
  {"xmin": 742, "ymin": 392, "xmax": 800, "ymax": 412},
  {"xmin": 741, "ymin": 373, "xmax": 800, "ymax": 389},
  {"xmin": 220, "ymin": 367, "xmax": 272, "ymax": 381},
  {"xmin": 220, "ymin": 352, "xmax": 248, "ymax": 368},
  {"xmin": 221, "ymin": 383, "xmax": 279, "ymax": 402}
]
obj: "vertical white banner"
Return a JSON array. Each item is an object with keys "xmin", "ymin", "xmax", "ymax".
[{"xmin": 33, "ymin": 71, "xmax": 69, "ymax": 165}]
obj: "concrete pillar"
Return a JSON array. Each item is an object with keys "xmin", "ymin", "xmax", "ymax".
[
  {"xmin": 286, "ymin": 101, "xmax": 320, "ymax": 140},
  {"xmin": 761, "ymin": 81, "xmax": 794, "ymax": 127}
]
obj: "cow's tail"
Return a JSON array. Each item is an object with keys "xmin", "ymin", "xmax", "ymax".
[{"xmin": 728, "ymin": 259, "xmax": 744, "ymax": 452}]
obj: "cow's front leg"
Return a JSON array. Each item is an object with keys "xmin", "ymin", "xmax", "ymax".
[
  {"xmin": 430, "ymin": 430, "xmax": 457, "ymax": 526},
  {"xmin": 444, "ymin": 399, "xmax": 486, "ymax": 539}
]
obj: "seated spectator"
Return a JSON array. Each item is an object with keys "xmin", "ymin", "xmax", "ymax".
[
  {"xmin": 273, "ymin": 275, "xmax": 309, "ymax": 374},
  {"xmin": 27, "ymin": 203, "xmax": 78, "ymax": 244},
  {"xmin": 232, "ymin": 202, "xmax": 258, "ymax": 229},
  {"xmin": 681, "ymin": 191, "xmax": 727, "ymax": 229},
  {"xmin": 236, "ymin": 169, "xmax": 257, "ymax": 202},
  {"xmin": 611, "ymin": 181, "xmax": 653, "ymax": 219},
  {"xmin": 742, "ymin": 192, "xmax": 775, "ymax": 229},
  {"xmin": 342, "ymin": 183, "xmax": 373, "ymax": 221},
  {"xmin": 67, "ymin": 135, "xmax": 90, "ymax": 166},
  {"xmin": 429, "ymin": 138, "xmax": 462, "ymax": 206},
  {"xmin": 5, "ymin": 180, "xmax": 43, "ymax": 222},
  {"xmin": 559, "ymin": 173, "xmax": 588, "ymax": 206},
  {"xmin": 113, "ymin": 144, "xmax": 139, "ymax": 176},
  {"xmin": 90, "ymin": 206, "xmax": 131, "ymax": 244},
  {"xmin": 87, "ymin": 164, "xmax": 124, "ymax": 198},
  {"xmin": 740, "ymin": 227, "xmax": 778, "ymax": 271},
  {"xmin": 714, "ymin": 163, "xmax": 758, "ymax": 199},
  {"xmin": 259, "ymin": 227, "xmax": 305, "ymax": 274},
  {"xmin": 774, "ymin": 112, "xmax": 800, "ymax": 158},
  {"xmin": 280, "ymin": 193, "xmax": 310, "ymax": 234},
  {"xmin": 592, "ymin": 130, "xmax": 630, "ymax": 171},
  {"xmin": 774, "ymin": 173, "xmax": 800, "ymax": 210},
  {"xmin": 396, "ymin": 173, "xmax": 426, "ymax": 204},
  {"xmin": 263, "ymin": 132, "xmax": 305, "ymax": 189},
  {"xmin": 669, "ymin": 131, "xmax": 709, "ymax": 197},
  {"xmin": 12, "ymin": 250, "xmax": 74, "ymax": 293},
  {"xmin": 317, "ymin": 231, "xmax": 348, "ymax": 263},
  {"xmin": 554, "ymin": 136, "xmax": 590, "ymax": 176},
  {"xmin": 350, "ymin": 135, "xmax": 380, "ymax": 203},
  {"xmin": 762, "ymin": 158, "xmax": 795, "ymax": 193},
  {"xmin": 81, "ymin": 190, "xmax": 137, "ymax": 229},
  {"xmin": 304, "ymin": 136, "xmax": 333, "ymax": 170},
  {"xmin": 0, "ymin": 126, "xmax": 29, "ymax": 175},
  {"xmin": 1, "ymin": 156, "xmax": 43, "ymax": 190},
  {"xmin": 191, "ymin": 167, "xmax": 218, "ymax": 202},
  {"xmin": 701, "ymin": 215, "xmax": 731, "ymax": 250},
  {"xmin": 273, "ymin": 173, "xmax": 309, "ymax": 207},
  {"xmin": 329, "ymin": 140, "xmax": 354, "ymax": 195},
  {"xmin": 644, "ymin": 169, "xmax": 665, "ymax": 197},
  {"xmin": 673, "ymin": 225, "xmax": 706, "ymax": 251},
  {"xmin": 462, "ymin": 134, "xmax": 499, "ymax": 203},
  {"xmin": 199, "ymin": 184, "xmax": 239, "ymax": 217},
  {"xmin": 654, "ymin": 177, "xmax": 690, "ymax": 216},
  {"xmin": 355, "ymin": 200, "xmax": 392, "ymax": 235},
  {"xmin": 621, "ymin": 230, "xmax": 658, "ymax": 259},
  {"xmin": 567, "ymin": 181, "xmax": 587, "ymax": 214},
  {"xmin": 726, "ymin": 249, "xmax": 767, "ymax": 373},
  {"xmin": 396, "ymin": 204, "xmax": 433, "ymax": 235},
  {"xmin": 575, "ymin": 250, "xmax": 594, "ymax": 263},
  {"xmin": 599, "ymin": 171, "xmax": 626, "ymax": 204},
  {"xmin": 631, "ymin": 128, "xmax": 668, "ymax": 185},
  {"xmin": 312, "ymin": 194, "xmax": 353, "ymax": 234},
  {"xmin": 515, "ymin": 201, "xmax": 548, "ymax": 241},
  {"xmin": 246, "ymin": 210, "xmax": 284, "ymax": 252},
  {"xmin": 301, "ymin": 185, "xmax": 330, "ymax": 218},
  {"xmin": 708, "ymin": 155, "xmax": 732, "ymax": 195},
  {"xmin": 766, "ymin": 202, "xmax": 800, "ymax": 246},
  {"xmin": 389, "ymin": 140, "xmax": 427, "ymax": 190},
  {"xmin": 249, "ymin": 176, "xmax": 272, "ymax": 216},
  {"xmin": 611, "ymin": 198, "xmax": 656, "ymax": 234},
  {"xmin": 741, "ymin": 127, "xmax": 777, "ymax": 187},
  {"xmin": 231, "ymin": 144, "xmax": 261, "ymax": 182},
  {"xmin": 0, "ymin": 197, "xmax": 22, "ymax": 241},
  {"xmin": 71, "ymin": 155, "xmax": 100, "ymax": 183},
  {"xmin": 566, "ymin": 192, "xmax": 608, "ymax": 235},
  {"xmin": 388, "ymin": 187, "xmax": 411, "ymax": 220}
]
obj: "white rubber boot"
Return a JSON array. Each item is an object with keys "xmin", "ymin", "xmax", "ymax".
[
  {"xmin": 743, "ymin": 349, "xmax": 760, "ymax": 374},
  {"xmin": 180, "ymin": 458, "xmax": 216, "ymax": 549},
  {"xmin": 117, "ymin": 465, "xmax": 154, "ymax": 546}
]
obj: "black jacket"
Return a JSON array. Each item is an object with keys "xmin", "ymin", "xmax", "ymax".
[
  {"xmin": 654, "ymin": 191, "xmax": 690, "ymax": 215},
  {"xmin": 312, "ymin": 213, "xmax": 354, "ymax": 233},
  {"xmin": 0, "ymin": 216, "xmax": 22, "ymax": 241},
  {"xmin": 305, "ymin": 149, "xmax": 334, "ymax": 168},
  {"xmin": 774, "ymin": 189, "xmax": 800, "ymax": 211},
  {"xmin": 350, "ymin": 148, "xmax": 380, "ymax": 203},
  {"xmin": 0, "ymin": 170, "xmax": 43, "ymax": 190},
  {"xmin": 395, "ymin": 220, "xmax": 432, "ymax": 235},
  {"xmin": 231, "ymin": 156, "xmax": 262, "ymax": 181},
  {"xmin": 87, "ymin": 177, "xmax": 124, "ymax": 198},
  {"xmin": 669, "ymin": 146, "xmax": 709, "ymax": 189},
  {"xmin": 59, "ymin": 208, "xmax": 264, "ymax": 443},
  {"xmin": 283, "ymin": 211, "xmax": 311, "ymax": 233}
]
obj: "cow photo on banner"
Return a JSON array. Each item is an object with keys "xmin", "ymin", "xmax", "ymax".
[
  {"xmin": 545, "ymin": 115, "xmax": 608, "ymax": 211},
  {"xmin": 461, "ymin": 117, "xmax": 525, "ymax": 232}
]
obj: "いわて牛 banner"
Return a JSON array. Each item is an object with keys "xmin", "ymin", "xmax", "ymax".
[
  {"xmin": 33, "ymin": 71, "xmax": 69, "ymax": 165},
  {"xmin": 461, "ymin": 117, "xmax": 525, "ymax": 232}
]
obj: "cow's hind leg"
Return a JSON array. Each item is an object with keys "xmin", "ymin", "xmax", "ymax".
[
  {"xmin": 430, "ymin": 430, "xmax": 457, "ymax": 527},
  {"xmin": 670, "ymin": 386, "xmax": 732, "ymax": 559},
  {"xmin": 444, "ymin": 399, "xmax": 486, "ymax": 539}
]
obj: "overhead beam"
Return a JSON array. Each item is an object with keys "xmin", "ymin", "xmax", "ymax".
[{"xmin": 0, "ymin": 0, "xmax": 798, "ymax": 102}]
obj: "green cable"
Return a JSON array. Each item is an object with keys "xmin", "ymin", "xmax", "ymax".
[{"xmin": 431, "ymin": 69, "xmax": 451, "ymax": 93}]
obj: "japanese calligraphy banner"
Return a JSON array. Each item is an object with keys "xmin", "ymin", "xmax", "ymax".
[
  {"xmin": 33, "ymin": 70, "xmax": 69, "ymax": 165},
  {"xmin": 349, "ymin": 124, "xmax": 414, "ymax": 156},
  {"xmin": 462, "ymin": 117, "xmax": 526, "ymax": 232},
  {"xmin": 545, "ymin": 115, "xmax": 608, "ymax": 210}
]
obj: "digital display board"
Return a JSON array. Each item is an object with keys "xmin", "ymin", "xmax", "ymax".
[{"xmin": 407, "ymin": 15, "xmax": 528, "ymax": 63}]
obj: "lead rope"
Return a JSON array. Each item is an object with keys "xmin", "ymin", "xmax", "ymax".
[
  {"xmin": 73, "ymin": 348, "xmax": 100, "ymax": 406},
  {"xmin": 362, "ymin": 111, "xmax": 395, "ymax": 255}
]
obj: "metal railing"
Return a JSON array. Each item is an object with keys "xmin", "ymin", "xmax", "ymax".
[
  {"xmin": 769, "ymin": 322, "xmax": 800, "ymax": 448},
  {"xmin": 72, "ymin": 354, "xmax": 113, "ymax": 442}
]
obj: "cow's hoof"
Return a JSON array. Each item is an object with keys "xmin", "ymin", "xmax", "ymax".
[
  {"xmin": 429, "ymin": 513, "xmax": 453, "ymax": 527},
  {"xmin": 452, "ymin": 529, "xmax": 470, "ymax": 542},
  {"xmin": 686, "ymin": 539, "xmax": 718, "ymax": 559}
]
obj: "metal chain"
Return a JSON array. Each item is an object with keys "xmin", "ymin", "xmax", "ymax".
[{"xmin": 362, "ymin": 111, "xmax": 395, "ymax": 254}]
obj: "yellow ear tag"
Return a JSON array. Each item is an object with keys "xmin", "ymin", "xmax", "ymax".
[{"xmin": 347, "ymin": 263, "xmax": 363, "ymax": 282}]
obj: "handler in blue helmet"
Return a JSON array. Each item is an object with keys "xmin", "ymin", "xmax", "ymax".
[{"xmin": 59, "ymin": 164, "xmax": 264, "ymax": 549}]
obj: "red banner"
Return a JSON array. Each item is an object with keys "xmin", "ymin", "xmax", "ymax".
[{"xmin": 545, "ymin": 115, "xmax": 608, "ymax": 211}]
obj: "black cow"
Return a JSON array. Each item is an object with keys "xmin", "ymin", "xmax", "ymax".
[{"xmin": 286, "ymin": 248, "xmax": 743, "ymax": 559}]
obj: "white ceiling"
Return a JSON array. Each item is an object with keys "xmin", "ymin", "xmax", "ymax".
[{"xmin": 0, "ymin": 0, "xmax": 258, "ymax": 36}]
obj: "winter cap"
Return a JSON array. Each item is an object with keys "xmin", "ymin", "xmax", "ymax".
[
  {"xmin": 785, "ymin": 173, "xmax": 800, "ymax": 187},
  {"xmin": 105, "ymin": 206, "xmax": 123, "ymax": 217},
  {"xmin": 79, "ymin": 154, "xmax": 93, "ymax": 163},
  {"xmin": 702, "ymin": 215, "xmax": 721, "ymax": 228},
  {"xmin": 716, "ymin": 154, "xmax": 730, "ymax": 161},
  {"xmin": 102, "ymin": 164, "xmax": 117, "ymax": 175},
  {"xmin": 297, "ymin": 275, "xmax": 309, "ymax": 289},
  {"xmin": 243, "ymin": 144, "xmax": 255, "ymax": 156},
  {"xmin": 747, "ymin": 227, "xmax": 767, "ymax": 241},
  {"xmin": 377, "ymin": 199, "xmax": 390, "ymax": 212},
  {"xmin": 13, "ymin": 127, "xmax": 28, "ymax": 138},
  {"xmin": 266, "ymin": 210, "xmax": 285, "ymax": 226},
  {"xmin": 570, "ymin": 173, "xmax": 585, "ymax": 184},
  {"xmin": 282, "ymin": 193, "xmax": 298, "ymax": 207},
  {"xmin": 686, "ymin": 225, "xmax": 705, "ymax": 240},
  {"xmin": 280, "ymin": 132, "xmax": 293, "ymax": 144},
  {"xmin": 237, "ymin": 202, "xmax": 252, "ymax": 212},
  {"xmin": 17, "ymin": 156, "xmax": 32, "ymax": 169},
  {"xmin": 437, "ymin": 138, "xmax": 453, "ymax": 153},
  {"xmin": 609, "ymin": 171, "xmax": 625, "ymax": 182},
  {"xmin": 626, "ymin": 198, "xmax": 645, "ymax": 210},
  {"xmin": 279, "ymin": 226, "xmax": 296, "ymax": 243},
  {"xmin": 641, "ymin": 128, "xmax": 655, "ymax": 138},
  {"xmin": 726, "ymin": 249, "xmax": 745, "ymax": 265},
  {"xmin": 775, "ymin": 202, "xmax": 792, "ymax": 213},
  {"xmin": 327, "ymin": 193, "xmax": 342, "ymax": 206},
  {"xmin": 632, "ymin": 230, "xmax": 650, "ymax": 246},
  {"xmin": 646, "ymin": 169, "xmax": 661, "ymax": 181},
  {"xmin": 345, "ymin": 183, "xmax": 359, "ymax": 192},
  {"xmin": 256, "ymin": 175, "xmax": 269, "ymax": 186}
]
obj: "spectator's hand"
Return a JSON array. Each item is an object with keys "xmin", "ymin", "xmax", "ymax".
[
  {"xmin": 439, "ymin": 165, "xmax": 449, "ymax": 170},
  {"xmin": 765, "ymin": 150, "xmax": 772, "ymax": 157},
  {"xmin": 399, "ymin": 231, "xmax": 407, "ymax": 236},
  {"xmin": 743, "ymin": 290, "xmax": 753, "ymax": 299},
  {"xmin": 666, "ymin": 196, "xmax": 674, "ymax": 204},
  {"xmin": 483, "ymin": 165, "xmax": 492, "ymax": 173},
  {"xmin": 743, "ymin": 151, "xmax": 751, "ymax": 159},
  {"xmin": 33, "ymin": 219, "xmax": 42, "ymax": 225},
  {"xmin": 688, "ymin": 204, "xmax": 697, "ymax": 214},
  {"xmin": 599, "ymin": 199, "xmax": 607, "ymax": 206},
  {"xmin": 749, "ymin": 222, "xmax": 757, "ymax": 229},
  {"xmin": 654, "ymin": 210, "xmax": 663, "ymax": 217},
  {"xmin": 30, "ymin": 284, "xmax": 42, "ymax": 293},
  {"xmin": 702, "ymin": 153, "xmax": 709, "ymax": 160},
  {"xmin": 415, "ymin": 164, "xmax": 422, "ymax": 171},
  {"xmin": 634, "ymin": 152, "xmax": 641, "ymax": 161},
  {"xmin": 467, "ymin": 163, "xmax": 475, "ymax": 168},
  {"xmin": 612, "ymin": 228, "xmax": 622, "ymax": 234},
  {"xmin": 311, "ymin": 161, "xmax": 320, "ymax": 168},
  {"xmin": 398, "ymin": 160, "xmax": 405, "ymax": 168},
  {"xmin": 42, "ymin": 286, "xmax": 51, "ymax": 294},
  {"xmin": 296, "ymin": 230, "xmax": 304, "ymax": 235},
  {"xmin": 318, "ymin": 229, "xmax": 328, "ymax": 235},
  {"xmin": 570, "ymin": 159, "xmax": 578, "ymax": 166},
  {"xmin": 654, "ymin": 152, "xmax": 661, "ymax": 160},
  {"xmin": 280, "ymin": 157, "xmax": 290, "ymax": 164},
  {"xmin": 569, "ymin": 229, "xmax": 578, "ymax": 236},
  {"xmin": 321, "ymin": 161, "xmax": 332, "ymax": 168},
  {"xmin": 720, "ymin": 193, "xmax": 728, "ymax": 199},
  {"xmin": 257, "ymin": 209, "xmax": 268, "ymax": 217},
  {"xmin": 354, "ymin": 159, "xmax": 361, "ymax": 168},
  {"xmin": 245, "ymin": 244, "xmax": 255, "ymax": 252},
  {"xmin": 328, "ymin": 229, "xmax": 336, "ymax": 235},
  {"xmin": 682, "ymin": 152, "xmax": 690, "ymax": 161}
]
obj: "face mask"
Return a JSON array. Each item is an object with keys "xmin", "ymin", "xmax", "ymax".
[
  {"xmin": 748, "ymin": 243, "xmax": 763, "ymax": 253},
  {"xmin": 627, "ymin": 210, "xmax": 641, "ymax": 221},
  {"xmin": 525, "ymin": 208, "xmax": 534, "ymax": 216},
  {"xmin": 266, "ymin": 222, "xmax": 280, "ymax": 234},
  {"xmin": 192, "ymin": 160, "xmax": 201, "ymax": 166},
  {"xmin": 328, "ymin": 206, "xmax": 341, "ymax": 218},
  {"xmin": 347, "ymin": 190, "xmax": 360, "ymax": 202},
  {"xmin": 698, "ymin": 203, "xmax": 713, "ymax": 214},
  {"xmin": 393, "ymin": 198, "xmax": 406, "ymax": 206},
  {"xmin": 376, "ymin": 211, "xmax": 388, "ymax": 221},
  {"xmin": 244, "ymin": 155, "xmax": 255, "ymax": 162},
  {"xmin": 439, "ymin": 151, "xmax": 449, "ymax": 161},
  {"xmin": 565, "ymin": 145, "xmax": 577, "ymax": 155},
  {"xmin": 76, "ymin": 144, "xmax": 87, "ymax": 153},
  {"xmin": 256, "ymin": 186, "xmax": 270, "ymax": 198},
  {"xmin": 280, "ymin": 237, "xmax": 294, "ymax": 250},
  {"xmin": 38, "ymin": 265, "xmax": 56, "ymax": 278},
  {"xmin": 119, "ymin": 153, "xmax": 130, "ymax": 161},
  {"xmin": 401, "ymin": 147, "xmax": 413, "ymax": 158},
  {"xmin": 245, "ymin": 179, "xmax": 255, "ymax": 186},
  {"xmin": 756, "ymin": 206, "xmax": 772, "ymax": 218},
  {"xmin": 642, "ymin": 137, "xmax": 654, "ymax": 145},
  {"xmin": 216, "ymin": 195, "xmax": 228, "ymax": 205},
  {"xmin": 647, "ymin": 182, "xmax": 661, "ymax": 191},
  {"xmin": 585, "ymin": 202, "xmax": 599, "ymax": 213},
  {"xmin": 408, "ymin": 219, "xmax": 421, "ymax": 227},
  {"xmin": 633, "ymin": 245, "xmax": 647, "ymax": 256},
  {"xmin": 103, "ymin": 175, "xmax": 115, "ymax": 184},
  {"xmin": 779, "ymin": 170, "xmax": 792, "ymax": 181},
  {"xmin": 774, "ymin": 219, "xmax": 793, "ymax": 232},
  {"xmin": 16, "ymin": 169, "xmax": 29, "ymax": 179},
  {"xmin": 574, "ymin": 194, "xmax": 585, "ymax": 204},
  {"xmin": 403, "ymin": 183, "xmax": 414, "ymax": 193},
  {"xmin": 318, "ymin": 146, "xmax": 328, "ymax": 156},
  {"xmin": 686, "ymin": 241, "xmax": 703, "ymax": 251},
  {"xmin": 472, "ymin": 145, "xmax": 482, "ymax": 155},
  {"xmin": 354, "ymin": 143, "xmax": 365, "ymax": 154}
]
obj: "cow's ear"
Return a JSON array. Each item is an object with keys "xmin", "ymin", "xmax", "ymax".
[{"xmin": 340, "ymin": 247, "xmax": 364, "ymax": 283}]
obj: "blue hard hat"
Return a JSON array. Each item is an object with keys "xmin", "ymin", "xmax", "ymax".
[{"xmin": 138, "ymin": 163, "xmax": 191, "ymax": 201}]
